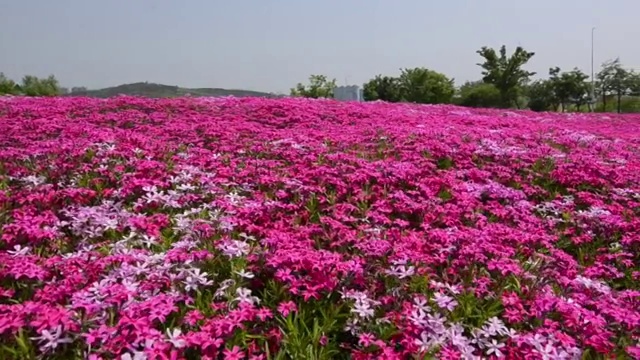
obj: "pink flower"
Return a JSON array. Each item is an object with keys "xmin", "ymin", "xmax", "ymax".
[
  {"xmin": 223, "ymin": 345, "xmax": 245, "ymax": 360},
  {"xmin": 358, "ymin": 333, "xmax": 376, "ymax": 347},
  {"xmin": 277, "ymin": 301, "xmax": 297, "ymax": 317},
  {"xmin": 626, "ymin": 346, "xmax": 640, "ymax": 358},
  {"xmin": 2, "ymin": 94, "xmax": 640, "ymax": 358},
  {"xmin": 319, "ymin": 334, "xmax": 328, "ymax": 346},
  {"xmin": 184, "ymin": 310, "xmax": 204, "ymax": 326},
  {"xmin": 255, "ymin": 308, "xmax": 272, "ymax": 321}
]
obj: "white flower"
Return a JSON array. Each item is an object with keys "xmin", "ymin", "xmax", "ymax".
[
  {"xmin": 409, "ymin": 308, "xmax": 429, "ymax": 328},
  {"xmin": 176, "ymin": 183, "xmax": 196, "ymax": 192},
  {"xmin": 30, "ymin": 326, "xmax": 73, "ymax": 353},
  {"xmin": 433, "ymin": 292, "xmax": 458, "ymax": 312},
  {"xmin": 427, "ymin": 313, "xmax": 446, "ymax": 335},
  {"xmin": 414, "ymin": 331, "xmax": 433, "ymax": 353},
  {"xmin": 218, "ymin": 239, "xmax": 250, "ymax": 258},
  {"xmin": 235, "ymin": 269, "xmax": 255, "ymax": 279},
  {"xmin": 534, "ymin": 342, "xmax": 558, "ymax": 360},
  {"xmin": 239, "ymin": 232, "xmax": 256, "ymax": 241},
  {"xmin": 234, "ymin": 287, "xmax": 260, "ymax": 305},
  {"xmin": 574, "ymin": 275, "xmax": 611, "ymax": 295},
  {"xmin": 165, "ymin": 328, "xmax": 186, "ymax": 348},
  {"xmin": 504, "ymin": 327, "xmax": 518, "ymax": 339},
  {"xmin": 7, "ymin": 245, "xmax": 31, "ymax": 256},
  {"xmin": 485, "ymin": 339, "xmax": 505, "ymax": 357},
  {"xmin": 219, "ymin": 219, "xmax": 236, "ymax": 232},
  {"xmin": 351, "ymin": 298, "xmax": 375, "ymax": 319},
  {"xmin": 183, "ymin": 268, "xmax": 214, "ymax": 292},
  {"xmin": 385, "ymin": 264, "xmax": 415, "ymax": 279},
  {"xmin": 226, "ymin": 191, "xmax": 244, "ymax": 205},
  {"xmin": 214, "ymin": 279, "xmax": 235, "ymax": 299},
  {"xmin": 413, "ymin": 297, "xmax": 432, "ymax": 313},
  {"xmin": 445, "ymin": 283, "xmax": 462, "ymax": 295},
  {"xmin": 129, "ymin": 262, "xmax": 148, "ymax": 276},
  {"xmin": 343, "ymin": 317, "xmax": 360, "ymax": 334},
  {"xmin": 139, "ymin": 235, "xmax": 158, "ymax": 248},
  {"xmin": 171, "ymin": 239, "xmax": 198, "ymax": 250},
  {"xmin": 121, "ymin": 279, "xmax": 139, "ymax": 293},
  {"xmin": 21, "ymin": 175, "xmax": 46, "ymax": 187},
  {"xmin": 121, "ymin": 351, "xmax": 147, "ymax": 360},
  {"xmin": 483, "ymin": 316, "xmax": 508, "ymax": 336}
]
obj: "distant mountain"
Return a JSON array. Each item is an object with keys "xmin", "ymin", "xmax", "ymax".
[{"xmin": 67, "ymin": 82, "xmax": 281, "ymax": 98}]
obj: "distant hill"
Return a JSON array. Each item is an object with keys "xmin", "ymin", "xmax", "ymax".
[{"xmin": 67, "ymin": 82, "xmax": 281, "ymax": 98}]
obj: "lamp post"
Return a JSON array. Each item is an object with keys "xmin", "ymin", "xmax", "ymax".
[{"xmin": 591, "ymin": 27, "xmax": 596, "ymax": 110}]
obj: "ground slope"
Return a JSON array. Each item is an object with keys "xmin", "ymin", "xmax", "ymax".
[{"xmin": 0, "ymin": 97, "xmax": 639, "ymax": 359}]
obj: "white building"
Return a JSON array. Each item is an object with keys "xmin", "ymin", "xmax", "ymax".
[{"xmin": 333, "ymin": 85, "xmax": 364, "ymax": 102}]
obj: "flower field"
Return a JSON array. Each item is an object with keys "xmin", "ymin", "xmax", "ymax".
[{"xmin": 0, "ymin": 96, "xmax": 639, "ymax": 359}]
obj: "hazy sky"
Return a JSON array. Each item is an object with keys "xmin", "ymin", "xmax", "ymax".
[{"xmin": 2, "ymin": 0, "xmax": 640, "ymax": 93}]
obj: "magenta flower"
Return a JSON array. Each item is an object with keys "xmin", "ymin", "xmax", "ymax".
[
  {"xmin": 1, "ymin": 97, "xmax": 640, "ymax": 358},
  {"xmin": 277, "ymin": 301, "xmax": 297, "ymax": 317},
  {"xmin": 223, "ymin": 345, "xmax": 245, "ymax": 360}
]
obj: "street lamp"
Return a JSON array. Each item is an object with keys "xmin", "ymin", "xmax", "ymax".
[{"xmin": 591, "ymin": 27, "xmax": 596, "ymax": 109}]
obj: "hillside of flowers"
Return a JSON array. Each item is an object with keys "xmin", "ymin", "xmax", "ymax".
[{"xmin": 0, "ymin": 96, "xmax": 639, "ymax": 359}]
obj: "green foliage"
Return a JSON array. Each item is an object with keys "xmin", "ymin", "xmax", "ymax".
[
  {"xmin": 526, "ymin": 80, "xmax": 555, "ymax": 112},
  {"xmin": 596, "ymin": 96, "xmax": 640, "ymax": 113},
  {"xmin": 362, "ymin": 75, "xmax": 401, "ymax": 102},
  {"xmin": 549, "ymin": 67, "xmax": 590, "ymax": 112},
  {"xmin": 450, "ymin": 291, "xmax": 504, "ymax": 329},
  {"xmin": 20, "ymin": 75, "xmax": 60, "ymax": 96},
  {"xmin": 276, "ymin": 305, "xmax": 347, "ymax": 360},
  {"xmin": 626, "ymin": 72, "xmax": 640, "ymax": 96},
  {"xmin": 0, "ymin": 73, "xmax": 20, "ymax": 95},
  {"xmin": 398, "ymin": 67, "xmax": 455, "ymax": 104},
  {"xmin": 456, "ymin": 81, "xmax": 501, "ymax": 108},
  {"xmin": 0, "ymin": 73, "xmax": 64, "ymax": 97},
  {"xmin": 291, "ymin": 75, "xmax": 336, "ymax": 99},
  {"xmin": 476, "ymin": 45, "xmax": 536, "ymax": 108},
  {"xmin": 596, "ymin": 58, "xmax": 637, "ymax": 113},
  {"xmin": 362, "ymin": 69, "xmax": 454, "ymax": 104}
]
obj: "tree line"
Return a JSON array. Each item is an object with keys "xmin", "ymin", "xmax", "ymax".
[
  {"xmin": 0, "ymin": 73, "xmax": 91, "ymax": 97},
  {"xmin": 4, "ymin": 47, "xmax": 639, "ymax": 113},
  {"xmin": 291, "ymin": 45, "xmax": 640, "ymax": 113},
  {"xmin": 0, "ymin": 74, "xmax": 61, "ymax": 96}
]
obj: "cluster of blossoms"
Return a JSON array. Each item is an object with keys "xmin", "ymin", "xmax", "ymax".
[{"xmin": 0, "ymin": 96, "xmax": 639, "ymax": 359}]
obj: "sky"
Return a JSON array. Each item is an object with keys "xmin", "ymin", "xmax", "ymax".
[{"xmin": 2, "ymin": 0, "xmax": 640, "ymax": 93}]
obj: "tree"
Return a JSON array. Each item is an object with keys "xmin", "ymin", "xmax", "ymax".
[
  {"xmin": 476, "ymin": 45, "xmax": 536, "ymax": 108},
  {"xmin": 610, "ymin": 61, "xmax": 630, "ymax": 114},
  {"xmin": 20, "ymin": 75, "xmax": 60, "ymax": 96},
  {"xmin": 290, "ymin": 75, "xmax": 336, "ymax": 99},
  {"xmin": 597, "ymin": 58, "xmax": 633, "ymax": 113},
  {"xmin": 596, "ymin": 62, "xmax": 614, "ymax": 112},
  {"xmin": 456, "ymin": 81, "xmax": 501, "ymax": 108},
  {"xmin": 398, "ymin": 67, "xmax": 455, "ymax": 104},
  {"xmin": 564, "ymin": 68, "xmax": 590, "ymax": 112},
  {"xmin": 526, "ymin": 80, "xmax": 555, "ymax": 112},
  {"xmin": 40, "ymin": 75, "xmax": 61, "ymax": 96},
  {"xmin": 362, "ymin": 75, "xmax": 401, "ymax": 102},
  {"xmin": 548, "ymin": 67, "xmax": 568, "ymax": 111},
  {"xmin": 569, "ymin": 70, "xmax": 591, "ymax": 112},
  {"xmin": 549, "ymin": 67, "xmax": 591, "ymax": 112},
  {"xmin": 547, "ymin": 67, "xmax": 589, "ymax": 112},
  {"xmin": 20, "ymin": 76, "xmax": 39, "ymax": 96},
  {"xmin": 626, "ymin": 72, "xmax": 640, "ymax": 97},
  {"xmin": 0, "ymin": 73, "xmax": 20, "ymax": 95}
]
